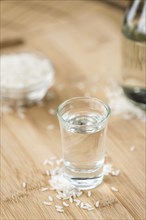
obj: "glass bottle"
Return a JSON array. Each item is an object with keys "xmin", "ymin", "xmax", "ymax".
[{"xmin": 121, "ymin": 0, "xmax": 146, "ymax": 108}]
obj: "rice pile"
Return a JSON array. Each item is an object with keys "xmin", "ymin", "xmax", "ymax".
[
  {"xmin": 36, "ymin": 157, "xmax": 120, "ymax": 213},
  {"xmin": 105, "ymin": 81, "xmax": 146, "ymax": 122}
]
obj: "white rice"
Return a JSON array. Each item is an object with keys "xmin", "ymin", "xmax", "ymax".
[
  {"xmin": 87, "ymin": 191, "xmax": 91, "ymax": 197},
  {"xmin": 56, "ymin": 209, "xmax": 64, "ymax": 213},
  {"xmin": 111, "ymin": 187, "xmax": 119, "ymax": 192},
  {"xmin": 45, "ymin": 170, "xmax": 51, "ymax": 176},
  {"xmin": 43, "ymin": 201, "xmax": 52, "ymax": 206},
  {"xmin": 56, "ymin": 158, "xmax": 63, "ymax": 166},
  {"xmin": 69, "ymin": 197, "xmax": 73, "ymax": 203},
  {"xmin": 111, "ymin": 170, "xmax": 120, "ymax": 176},
  {"xmin": 22, "ymin": 182, "xmax": 27, "ymax": 189},
  {"xmin": 63, "ymin": 202, "xmax": 69, "ymax": 207},
  {"xmin": 40, "ymin": 187, "xmax": 49, "ymax": 192},
  {"xmin": 130, "ymin": 145, "xmax": 136, "ymax": 151},
  {"xmin": 43, "ymin": 160, "xmax": 53, "ymax": 166},
  {"xmin": 95, "ymin": 201, "xmax": 100, "ymax": 208},
  {"xmin": 40, "ymin": 156, "xmax": 121, "ymax": 214},
  {"xmin": 48, "ymin": 195, "xmax": 53, "ymax": 202},
  {"xmin": 103, "ymin": 164, "xmax": 113, "ymax": 175},
  {"xmin": 88, "ymin": 207, "xmax": 95, "ymax": 211},
  {"xmin": 74, "ymin": 199, "xmax": 81, "ymax": 206},
  {"xmin": 84, "ymin": 203, "xmax": 92, "ymax": 208},
  {"xmin": 55, "ymin": 205, "xmax": 64, "ymax": 209},
  {"xmin": 56, "ymin": 195, "xmax": 62, "ymax": 200},
  {"xmin": 105, "ymin": 81, "xmax": 146, "ymax": 122}
]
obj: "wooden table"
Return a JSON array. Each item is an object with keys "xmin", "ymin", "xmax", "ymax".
[{"xmin": 1, "ymin": 1, "xmax": 145, "ymax": 219}]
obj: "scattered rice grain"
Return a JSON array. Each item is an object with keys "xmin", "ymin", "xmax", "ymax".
[
  {"xmin": 50, "ymin": 187, "xmax": 55, "ymax": 191},
  {"xmin": 56, "ymin": 158, "xmax": 63, "ymax": 166},
  {"xmin": 74, "ymin": 199, "xmax": 80, "ymax": 203},
  {"xmin": 63, "ymin": 201, "xmax": 69, "ymax": 207},
  {"xmin": 105, "ymin": 81, "xmax": 146, "ymax": 122},
  {"xmin": 22, "ymin": 182, "xmax": 27, "ymax": 189},
  {"xmin": 74, "ymin": 199, "xmax": 81, "ymax": 206},
  {"xmin": 47, "ymin": 161, "xmax": 53, "ymax": 167},
  {"xmin": 56, "ymin": 209, "xmax": 64, "ymax": 213},
  {"xmin": 44, "ymin": 160, "xmax": 53, "ymax": 166},
  {"xmin": 77, "ymin": 191, "xmax": 83, "ymax": 197},
  {"xmin": 87, "ymin": 191, "xmax": 91, "ymax": 197},
  {"xmin": 45, "ymin": 170, "xmax": 50, "ymax": 176},
  {"xmin": 103, "ymin": 164, "xmax": 113, "ymax": 175},
  {"xmin": 48, "ymin": 195, "xmax": 53, "ymax": 202},
  {"xmin": 69, "ymin": 197, "xmax": 73, "ymax": 203},
  {"xmin": 95, "ymin": 201, "xmax": 100, "ymax": 208},
  {"xmin": 40, "ymin": 187, "xmax": 49, "ymax": 192},
  {"xmin": 111, "ymin": 187, "xmax": 118, "ymax": 192},
  {"xmin": 85, "ymin": 203, "xmax": 92, "ymax": 208},
  {"xmin": 55, "ymin": 205, "xmax": 63, "ymax": 209},
  {"xmin": 80, "ymin": 202, "xmax": 84, "ymax": 208},
  {"xmin": 56, "ymin": 195, "xmax": 62, "ymax": 200},
  {"xmin": 76, "ymin": 201, "xmax": 81, "ymax": 206},
  {"xmin": 111, "ymin": 170, "xmax": 120, "ymax": 176},
  {"xmin": 130, "ymin": 145, "xmax": 135, "ymax": 151},
  {"xmin": 43, "ymin": 201, "xmax": 52, "ymax": 206},
  {"xmin": 88, "ymin": 207, "xmax": 95, "ymax": 211},
  {"xmin": 82, "ymin": 205, "xmax": 89, "ymax": 210}
]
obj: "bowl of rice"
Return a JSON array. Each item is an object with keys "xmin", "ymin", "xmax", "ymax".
[{"xmin": 1, "ymin": 52, "xmax": 55, "ymax": 106}]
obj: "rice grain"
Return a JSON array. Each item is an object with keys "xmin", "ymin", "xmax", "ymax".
[
  {"xmin": 48, "ymin": 195, "xmax": 53, "ymax": 202},
  {"xmin": 40, "ymin": 187, "xmax": 49, "ymax": 192},
  {"xmin": 95, "ymin": 201, "xmax": 100, "ymax": 208},
  {"xmin": 43, "ymin": 201, "xmax": 52, "ymax": 206},
  {"xmin": 87, "ymin": 191, "xmax": 91, "ymax": 197},
  {"xmin": 22, "ymin": 182, "xmax": 27, "ymax": 189},
  {"xmin": 63, "ymin": 201, "xmax": 69, "ymax": 207},
  {"xmin": 111, "ymin": 187, "xmax": 118, "ymax": 192}
]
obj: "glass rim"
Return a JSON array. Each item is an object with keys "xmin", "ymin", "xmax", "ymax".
[{"xmin": 57, "ymin": 97, "xmax": 111, "ymax": 127}]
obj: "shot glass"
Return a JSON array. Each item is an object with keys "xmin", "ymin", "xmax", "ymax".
[{"xmin": 57, "ymin": 97, "xmax": 111, "ymax": 190}]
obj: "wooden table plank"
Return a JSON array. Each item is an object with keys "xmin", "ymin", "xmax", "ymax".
[{"xmin": 1, "ymin": 1, "xmax": 145, "ymax": 219}]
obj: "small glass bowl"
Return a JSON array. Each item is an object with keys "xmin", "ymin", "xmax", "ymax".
[{"xmin": 1, "ymin": 53, "xmax": 55, "ymax": 106}]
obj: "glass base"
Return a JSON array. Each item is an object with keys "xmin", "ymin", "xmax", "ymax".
[{"xmin": 62, "ymin": 166, "xmax": 104, "ymax": 190}]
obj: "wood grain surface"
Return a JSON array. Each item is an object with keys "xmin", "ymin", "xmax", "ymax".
[{"xmin": 1, "ymin": 1, "xmax": 145, "ymax": 220}]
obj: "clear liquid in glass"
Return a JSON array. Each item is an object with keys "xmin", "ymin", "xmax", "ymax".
[{"xmin": 61, "ymin": 112, "xmax": 106, "ymax": 189}]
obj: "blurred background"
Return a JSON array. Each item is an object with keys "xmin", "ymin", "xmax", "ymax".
[{"xmin": 1, "ymin": 0, "xmax": 128, "ymax": 96}]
